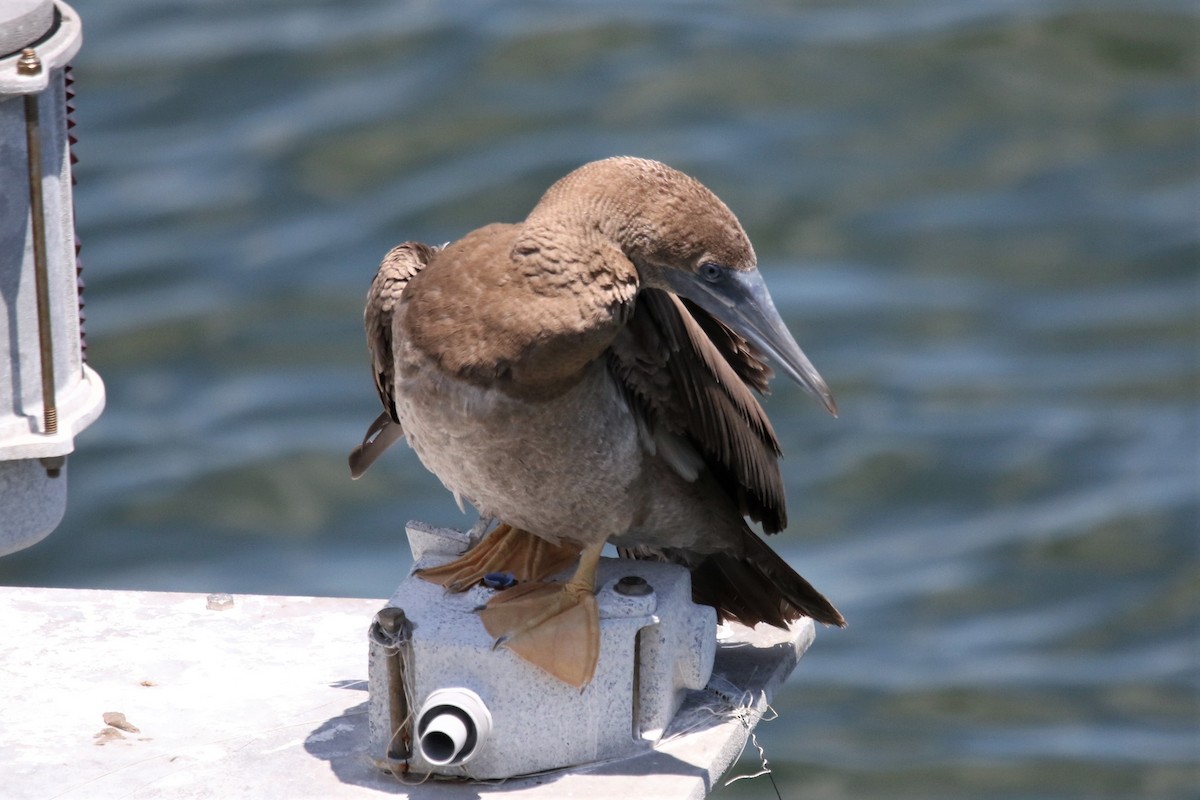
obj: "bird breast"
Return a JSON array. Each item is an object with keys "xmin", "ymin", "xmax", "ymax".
[{"xmin": 392, "ymin": 346, "xmax": 643, "ymax": 547}]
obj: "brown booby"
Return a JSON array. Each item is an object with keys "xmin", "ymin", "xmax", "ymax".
[{"xmin": 350, "ymin": 157, "xmax": 844, "ymax": 687}]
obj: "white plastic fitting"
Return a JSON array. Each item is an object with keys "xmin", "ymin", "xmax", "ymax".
[{"xmin": 416, "ymin": 688, "xmax": 492, "ymax": 766}]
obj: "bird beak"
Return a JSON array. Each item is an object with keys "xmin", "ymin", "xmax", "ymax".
[{"xmin": 661, "ymin": 267, "xmax": 838, "ymax": 416}]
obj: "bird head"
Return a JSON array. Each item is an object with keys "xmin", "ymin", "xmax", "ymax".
[{"xmin": 553, "ymin": 157, "xmax": 837, "ymax": 416}]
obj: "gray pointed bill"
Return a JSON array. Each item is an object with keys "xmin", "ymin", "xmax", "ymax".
[{"xmin": 661, "ymin": 266, "xmax": 838, "ymax": 416}]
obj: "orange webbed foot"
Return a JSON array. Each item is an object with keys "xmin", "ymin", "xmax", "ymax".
[
  {"xmin": 477, "ymin": 540, "xmax": 606, "ymax": 688},
  {"xmin": 479, "ymin": 581, "xmax": 600, "ymax": 688},
  {"xmin": 415, "ymin": 523, "xmax": 579, "ymax": 592}
]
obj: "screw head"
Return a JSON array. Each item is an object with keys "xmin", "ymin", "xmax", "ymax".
[
  {"xmin": 17, "ymin": 48, "xmax": 42, "ymax": 76},
  {"xmin": 614, "ymin": 575, "xmax": 653, "ymax": 596}
]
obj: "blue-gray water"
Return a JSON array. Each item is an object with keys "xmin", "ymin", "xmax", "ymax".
[{"xmin": 2, "ymin": 1, "xmax": 1197, "ymax": 797}]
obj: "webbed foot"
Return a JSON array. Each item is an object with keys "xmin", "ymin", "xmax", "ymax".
[
  {"xmin": 477, "ymin": 540, "xmax": 605, "ymax": 688},
  {"xmin": 416, "ymin": 523, "xmax": 579, "ymax": 592}
]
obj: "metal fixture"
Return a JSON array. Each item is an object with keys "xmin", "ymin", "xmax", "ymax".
[
  {"xmin": 0, "ymin": 1, "xmax": 103, "ymax": 556},
  {"xmin": 17, "ymin": 48, "xmax": 42, "ymax": 76},
  {"xmin": 367, "ymin": 523, "xmax": 717, "ymax": 780},
  {"xmin": 370, "ymin": 606, "xmax": 414, "ymax": 761}
]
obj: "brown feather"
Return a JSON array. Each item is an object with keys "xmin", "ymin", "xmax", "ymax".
[
  {"xmin": 677, "ymin": 297, "xmax": 774, "ymax": 394},
  {"xmin": 365, "ymin": 242, "xmax": 439, "ymax": 421},
  {"xmin": 348, "ymin": 242, "xmax": 438, "ymax": 477},
  {"xmin": 348, "ymin": 411, "xmax": 406, "ymax": 479},
  {"xmin": 621, "ymin": 537, "xmax": 845, "ymax": 629},
  {"xmin": 609, "ymin": 288, "xmax": 787, "ymax": 532}
]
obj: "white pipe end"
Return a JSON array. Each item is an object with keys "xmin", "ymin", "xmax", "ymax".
[{"xmin": 416, "ymin": 687, "xmax": 492, "ymax": 766}]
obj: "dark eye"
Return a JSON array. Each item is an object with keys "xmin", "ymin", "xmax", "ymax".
[{"xmin": 699, "ymin": 262, "xmax": 724, "ymax": 283}]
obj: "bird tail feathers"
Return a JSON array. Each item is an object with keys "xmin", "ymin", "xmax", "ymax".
[{"xmin": 622, "ymin": 531, "xmax": 844, "ymax": 630}]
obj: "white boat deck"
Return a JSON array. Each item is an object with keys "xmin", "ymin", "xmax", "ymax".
[{"xmin": 0, "ymin": 585, "xmax": 812, "ymax": 799}]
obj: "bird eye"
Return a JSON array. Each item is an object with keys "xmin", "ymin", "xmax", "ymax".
[{"xmin": 699, "ymin": 262, "xmax": 724, "ymax": 283}]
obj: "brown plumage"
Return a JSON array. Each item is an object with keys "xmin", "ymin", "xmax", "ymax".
[
  {"xmin": 352, "ymin": 157, "xmax": 843, "ymax": 684},
  {"xmin": 348, "ymin": 242, "xmax": 438, "ymax": 479}
]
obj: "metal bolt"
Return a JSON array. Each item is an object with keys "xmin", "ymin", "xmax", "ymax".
[
  {"xmin": 22, "ymin": 88, "xmax": 59, "ymax": 441},
  {"xmin": 17, "ymin": 49, "xmax": 42, "ymax": 76},
  {"xmin": 374, "ymin": 605, "xmax": 413, "ymax": 760},
  {"xmin": 614, "ymin": 575, "xmax": 653, "ymax": 596},
  {"xmin": 205, "ymin": 592, "xmax": 234, "ymax": 611},
  {"xmin": 376, "ymin": 606, "xmax": 408, "ymax": 635}
]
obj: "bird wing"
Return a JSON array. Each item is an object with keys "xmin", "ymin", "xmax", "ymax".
[
  {"xmin": 675, "ymin": 295, "xmax": 775, "ymax": 394},
  {"xmin": 608, "ymin": 287, "xmax": 788, "ymax": 532},
  {"xmin": 348, "ymin": 242, "xmax": 439, "ymax": 479}
]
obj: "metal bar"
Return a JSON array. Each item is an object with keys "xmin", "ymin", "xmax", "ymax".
[
  {"xmin": 21, "ymin": 51, "xmax": 58, "ymax": 439},
  {"xmin": 374, "ymin": 607, "xmax": 413, "ymax": 761}
]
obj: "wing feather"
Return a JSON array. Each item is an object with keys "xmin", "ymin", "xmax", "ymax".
[
  {"xmin": 608, "ymin": 288, "xmax": 788, "ymax": 532},
  {"xmin": 676, "ymin": 296, "xmax": 774, "ymax": 394},
  {"xmin": 349, "ymin": 242, "xmax": 439, "ymax": 478}
]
